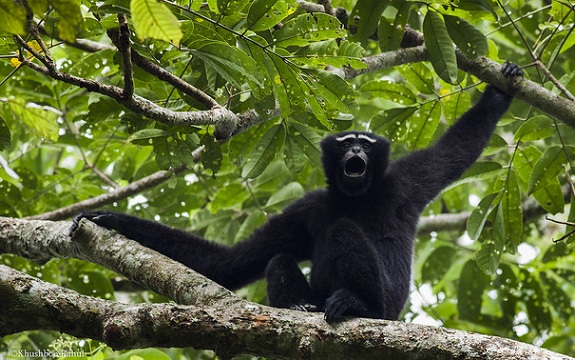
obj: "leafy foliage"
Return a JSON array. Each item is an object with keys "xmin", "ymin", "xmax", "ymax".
[{"xmin": 1, "ymin": 0, "xmax": 575, "ymax": 358}]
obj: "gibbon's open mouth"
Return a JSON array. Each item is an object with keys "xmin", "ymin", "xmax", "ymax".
[{"xmin": 344, "ymin": 156, "xmax": 367, "ymax": 177}]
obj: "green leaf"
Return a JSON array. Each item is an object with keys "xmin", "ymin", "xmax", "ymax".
[
  {"xmin": 406, "ymin": 100, "xmax": 442, "ymax": 149},
  {"xmin": 193, "ymin": 41, "xmax": 263, "ymax": 89},
  {"xmin": 200, "ymin": 135, "xmax": 222, "ymax": 177},
  {"xmin": 348, "ymin": 0, "xmax": 390, "ymax": 46},
  {"xmin": 247, "ymin": 0, "xmax": 297, "ymax": 31},
  {"xmin": 131, "ymin": 0, "xmax": 183, "ymax": 45},
  {"xmin": 495, "ymin": 170, "xmax": 523, "ymax": 253},
  {"xmin": 528, "ymin": 146, "xmax": 566, "ymax": 194},
  {"xmin": 210, "ymin": 184, "xmax": 251, "ymax": 212},
  {"xmin": 265, "ymin": 182, "xmax": 304, "ymax": 209},
  {"xmin": 289, "ymin": 55, "xmax": 366, "ymax": 70},
  {"xmin": 521, "ymin": 270, "xmax": 552, "ymax": 332},
  {"xmin": 443, "ymin": 15, "xmax": 487, "ymax": 59},
  {"xmin": 514, "ymin": 115, "xmax": 556, "ymax": 141},
  {"xmin": 467, "ymin": 193, "xmax": 498, "ymax": 241},
  {"xmin": 458, "ymin": 260, "xmax": 488, "ymax": 321},
  {"xmin": 398, "ymin": 63, "xmax": 435, "ymax": 94},
  {"xmin": 514, "ymin": 146, "xmax": 564, "ymax": 214},
  {"xmin": 302, "ymin": 68, "xmax": 355, "ymax": 114},
  {"xmin": 10, "ymin": 100, "xmax": 59, "ymax": 142},
  {"xmin": 242, "ymin": 124, "xmax": 286, "ymax": 179},
  {"xmin": 370, "ymin": 106, "xmax": 417, "ymax": 139},
  {"xmin": 475, "ymin": 241, "xmax": 502, "ymax": 275},
  {"xmin": 284, "ymin": 134, "xmax": 307, "ymax": 173},
  {"xmin": 273, "ymin": 13, "xmax": 346, "ymax": 48},
  {"xmin": 128, "ymin": 129, "xmax": 170, "ymax": 145},
  {"xmin": 360, "ymin": 80, "xmax": 417, "ymax": 105},
  {"xmin": 0, "ymin": 0, "xmax": 26, "ymax": 35},
  {"xmin": 51, "ymin": 0, "xmax": 82, "ymax": 42},
  {"xmin": 116, "ymin": 348, "xmax": 171, "ymax": 360},
  {"xmin": 290, "ymin": 123, "xmax": 322, "ymax": 168},
  {"xmin": 0, "ymin": 116, "xmax": 11, "ymax": 151},
  {"xmin": 378, "ymin": 1, "xmax": 412, "ymax": 51},
  {"xmin": 442, "ymin": 90, "xmax": 471, "ymax": 125},
  {"xmin": 217, "ymin": 0, "xmax": 252, "ymax": 15},
  {"xmin": 423, "ymin": 11, "xmax": 458, "ymax": 84},
  {"xmin": 235, "ymin": 212, "xmax": 267, "ymax": 241},
  {"xmin": 421, "ymin": 246, "xmax": 456, "ymax": 283}
]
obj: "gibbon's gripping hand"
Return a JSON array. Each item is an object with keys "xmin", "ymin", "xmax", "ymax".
[
  {"xmin": 69, "ymin": 211, "xmax": 121, "ymax": 236},
  {"xmin": 501, "ymin": 61, "xmax": 523, "ymax": 77}
]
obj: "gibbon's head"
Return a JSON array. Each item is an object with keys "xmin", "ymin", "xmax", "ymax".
[{"xmin": 320, "ymin": 131, "xmax": 390, "ymax": 196}]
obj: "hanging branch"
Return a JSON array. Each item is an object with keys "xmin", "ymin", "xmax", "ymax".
[{"xmin": 117, "ymin": 13, "xmax": 134, "ymax": 99}]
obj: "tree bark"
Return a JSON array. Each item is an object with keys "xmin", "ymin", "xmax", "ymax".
[{"xmin": 0, "ymin": 217, "xmax": 572, "ymax": 359}]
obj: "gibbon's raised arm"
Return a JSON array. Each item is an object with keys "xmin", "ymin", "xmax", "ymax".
[{"xmin": 389, "ymin": 62, "xmax": 522, "ymax": 211}]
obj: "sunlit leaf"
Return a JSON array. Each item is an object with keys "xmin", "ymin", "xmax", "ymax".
[
  {"xmin": 217, "ymin": 0, "xmax": 250, "ymax": 15},
  {"xmin": 51, "ymin": 0, "xmax": 82, "ymax": 42},
  {"xmin": 247, "ymin": 0, "xmax": 297, "ymax": 31},
  {"xmin": 9, "ymin": 100, "xmax": 59, "ymax": 142},
  {"xmin": 273, "ymin": 13, "xmax": 345, "ymax": 48},
  {"xmin": 0, "ymin": 0, "xmax": 26, "ymax": 35},
  {"xmin": 131, "ymin": 0, "xmax": 183, "ymax": 45}
]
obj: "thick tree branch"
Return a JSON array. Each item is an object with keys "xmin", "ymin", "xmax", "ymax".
[
  {"xmin": 0, "ymin": 217, "xmax": 234, "ymax": 308},
  {"xmin": 1, "ymin": 224, "xmax": 572, "ymax": 359}
]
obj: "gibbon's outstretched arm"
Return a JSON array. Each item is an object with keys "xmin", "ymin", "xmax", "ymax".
[
  {"xmin": 71, "ymin": 205, "xmax": 313, "ymax": 290},
  {"xmin": 390, "ymin": 61, "xmax": 523, "ymax": 210}
]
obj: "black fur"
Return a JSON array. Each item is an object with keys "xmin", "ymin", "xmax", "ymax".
[{"xmin": 70, "ymin": 62, "xmax": 522, "ymax": 322}]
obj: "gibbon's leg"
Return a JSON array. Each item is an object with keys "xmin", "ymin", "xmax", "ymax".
[
  {"xmin": 311, "ymin": 218, "xmax": 387, "ymax": 322},
  {"xmin": 266, "ymin": 254, "xmax": 318, "ymax": 311}
]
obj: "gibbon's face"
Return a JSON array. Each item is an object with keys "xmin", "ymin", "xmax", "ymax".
[{"xmin": 321, "ymin": 131, "xmax": 390, "ymax": 196}]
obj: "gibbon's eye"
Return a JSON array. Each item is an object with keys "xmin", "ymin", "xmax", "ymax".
[
  {"xmin": 362, "ymin": 143, "xmax": 371, "ymax": 152},
  {"xmin": 342, "ymin": 142, "xmax": 351, "ymax": 150}
]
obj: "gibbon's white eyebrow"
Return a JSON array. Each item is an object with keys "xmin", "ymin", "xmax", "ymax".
[
  {"xmin": 358, "ymin": 134, "xmax": 377, "ymax": 143},
  {"xmin": 335, "ymin": 134, "xmax": 357, "ymax": 142},
  {"xmin": 335, "ymin": 133, "xmax": 378, "ymax": 143}
]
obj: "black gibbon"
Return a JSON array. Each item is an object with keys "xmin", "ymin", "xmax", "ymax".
[{"xmin": 70, "ymin": 62, "xmax": 523, "ymax": 322}]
